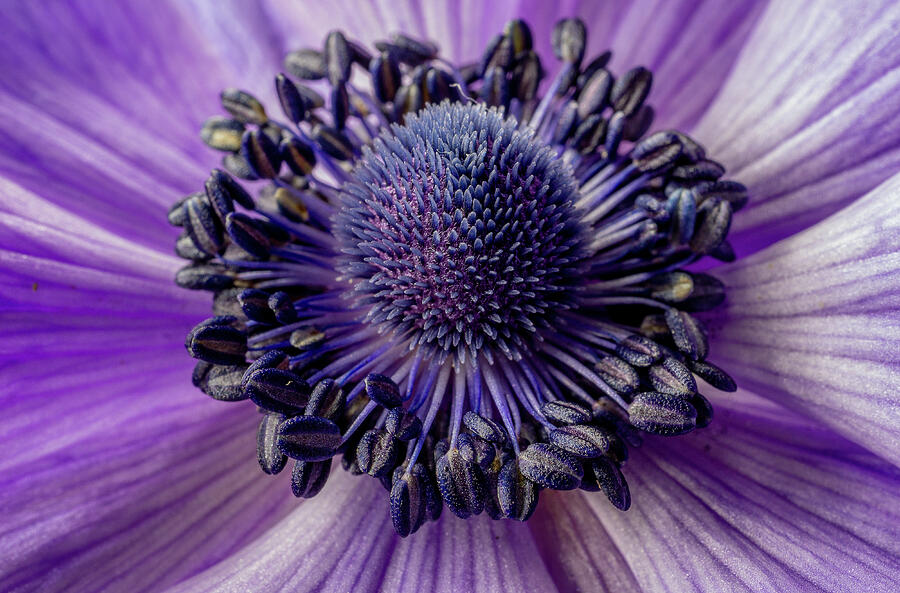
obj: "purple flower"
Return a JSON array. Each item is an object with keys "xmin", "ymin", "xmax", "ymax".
[{"xmin": 1, "ymin": 1, "xmax": 899, "ymax": 592}]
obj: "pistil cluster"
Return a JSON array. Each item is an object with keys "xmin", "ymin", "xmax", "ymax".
[{"xmin": 170, "ymin": 18, "xmax": 743, "ymax": 536}]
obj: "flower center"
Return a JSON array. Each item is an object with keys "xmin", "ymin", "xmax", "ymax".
[
  {"xmin": 335, "ymin": 102, "xmax": 586, "ymax": 361},
  {"xmin": 170, "ymin": 18, "xmax": 746, "ymax": 537}
]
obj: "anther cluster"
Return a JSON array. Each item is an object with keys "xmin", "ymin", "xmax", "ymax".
[{"xmin": 171, "ymin": 18, "xmax": 745, "ymax": 537}]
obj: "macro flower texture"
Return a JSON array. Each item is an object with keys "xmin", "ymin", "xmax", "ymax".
[{"xmin": 2, "ymin": 1, "xmax": 900, "ymax": 593}]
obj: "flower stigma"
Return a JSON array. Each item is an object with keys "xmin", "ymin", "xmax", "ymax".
[{"xmin": 171, "ymin": 18, "xmax": 745, "ymax": 536}]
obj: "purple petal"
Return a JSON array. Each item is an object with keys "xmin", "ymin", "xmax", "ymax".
[
  {"xmin": 0, "ymin": 397, "xmax": 295, "ymax": 593},
  {"xmin": 0, "ymin": 258, "xmax": 294, "ymax": 592},
  {"xmin": 0, "ymin": 288, "xmax": 293, "ymax": 593},
  {"xmin": 694, "ymin": 0, "xmax": 900, "ymax": 255},
  {"xmin": 599, "ymin": 0, "xmax": 768, "ymax": 130},
  {"xmin": 0, "ymin": 171, "xmax": 292, "ymax": 591},
  {"xmin": 167, "ymin": 471, "xmax": 559, "ymax": 593},
  {"xmin": 259, "ymin": 0, "xmax": 518, "ymax": 62},
  {"xmin": 529, "ymin": 493, "xmax": 641, "ymax": 592},
  {"xmin": 257, "ymin": 0, "xmax": 764, "ymax": 130},
  {"xmin": 535, "ymin": 391, "xmax": 900, "ymax": 592},
  {"xmin": 707, "ymin": 171, "xmax": 900, "ymax": 466},
  {"xmin": 0, "ymin": 0, "xmax": 287, "ymax": 252},
  {"xmin": 0, "ymin": 178, "xmax": 186, "ymax": 277},
  {"xmin": 0, "ymin": 175, "xmax": 208, "ymax": 329}
]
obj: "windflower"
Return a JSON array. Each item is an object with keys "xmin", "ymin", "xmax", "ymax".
[{"xmin": 1, "ymin": 1, "xmax": 899, "ymax": 593}]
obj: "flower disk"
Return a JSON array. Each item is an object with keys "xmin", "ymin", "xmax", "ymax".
[
  {"xmin": 173, "ymin": 17, "xmax": 747, "ymax": 538},
  {"xmin": 335, "ymin": 103, "xmax": 586, "ymax": 361}
]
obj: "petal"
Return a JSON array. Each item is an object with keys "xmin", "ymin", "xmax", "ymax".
[
  {"xmin": 0, "ymin": 397, "xmax": 295, "ymax": 593},
  {"xmin": 0, "ymin": 0, "xmax": 289, "ymax": 251},
  {"xmin": 694, "ymin": 0, "xmax": 900, "ymax": 254},
  {"xmin": 174, "ymin": 0, "xmax": 287, "ymax": 92},
  {"xmin": 537, "ymin": 391, "xmax": 900, "ymax": 593},
  {"xmin": 257, "ymin": 0, "xmax": 555, "ymax": 65},
  {"xmin": 259, "ymin": 0, "xmax": 540, "ymax": 62},
  {"xmin": 0, "ymin": 173, "xmax": 300, "ymax": 592},
  {"xmin": 0, "ymin": 89, "xmax": 204, "ymax": 250},
  {"xmin": 0, "ymin": 254, "xmax": 290, "ymax": 593},
  {"xmin": 516, "ymin": 0, "xmax": 769, "ymax": 131},
  {"xmin": 0, "ymin": 177, "xmax": 187, "ymax": 278},
  {"xmin": 602, "ymin": 0, "xmax": 768, "ymax": 130},
  {"xmin": 529, "ymin": 493, "xmax": 642, "ymax": 592},
  {"xmin": 0, "ymin": 5, "xmax": 320, "ymax": 591},
  {"xmin": 0, "ymin": 0, "xmax": 275, "ymax": 151},
  {"xmin": 707, "ymin": 171, "xmax": 900, "ymax": 465},
  {"xmin": 168, "ymin": 471, "xmax": 559, "ymax": 593},
  {"xmin": 0, "ymin": 176, "xmax": 207, "ymax": 329},
  {"xmin": 258, "ymin": 0, "xmax": 764, "ymax": 130}
]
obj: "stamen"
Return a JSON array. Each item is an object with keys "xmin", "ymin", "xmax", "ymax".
[{"xmin": 172, "ymin": 17, "xmax": 745, "ymax": 537}]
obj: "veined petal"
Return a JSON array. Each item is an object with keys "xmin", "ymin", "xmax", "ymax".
[
  {"xmin": 0, "ymin": 256, "xmax": 292, "ymax": 593},
  {"xmin": 0, "ymin": 177, "xmax": 190, "ymax": 278},
  {"xmin": 174, "ymin": 0, "xmax": 287, "ymax": 92},
  {"xmin": 0, "ymin": 92, "xmax": 206, "ymax": 250},
  {"xmin": 708, "ymin": 172, "xmax": 900, "ymax": 465},
  {"xmin": 381, "ymin": 502, "xmax": 559, "ymax": 593},
  {"xmin": 0, "ymin": 395, "xmax": 295, "ymax": 593},
  {"xmin": 0, "ymin": 0, "xmax": 271, "ymax": 152},
  {"xmin": 0, "ymin": 167, "xmax": 281, "ymax": 592},
  {"xmin": 0, "ymin": 175, "xmax": 208, "ymax": 329},
  {"xmin": 694, "ymin": 0, "xmax": 900, "ymax": 255},
  {"xmin": 167, "ymin": 471, "xmax": 559, "ymax": 593},
  {"xmin": 258, "ymin": 0, "xmax": 764, "ymax": 129},
  {"xmin": 259, "ymin": 0, "xmax": 522, "ymax": 62},
  {"xmin": 0, "ymin": 0, "xmax": 288, "ymax": 251},
  {"xmin": 529, "ymin": 493, "xmax": 642, "ymax": 593},
  {"xmin": 603, "ymin": 0, "xmax": 768, "ymax": 130},
  {"xmin": 537, "ymin": 391, "xmax": 900, "ymax": 593}
]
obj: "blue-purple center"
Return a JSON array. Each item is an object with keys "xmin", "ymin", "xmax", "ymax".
[
  {"xmin": 172, "ymin": 17, "xmax": 746, "ymax": 539},
  {"xmin": 335, "ymin": 103, "xmax": 586, "ymax": 360}
]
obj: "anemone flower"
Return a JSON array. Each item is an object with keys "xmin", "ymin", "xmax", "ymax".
[{"xmin": 2, "ymin": 1, "xmax": 900, "ymax": 592}]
